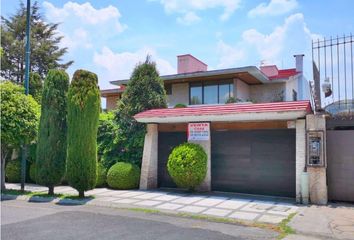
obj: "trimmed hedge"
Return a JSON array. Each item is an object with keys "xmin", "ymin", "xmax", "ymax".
[
  {"xmin": 36, "ymin": 69, "xmax": 69, "ymax": 194},
  {"xmin": 107, "ymin": 162, "xmax": 140, "ymax": 190},
  {"xmin": 67, "ymin": 69, "xmax": 100, "ymax": 197},
  {"xmin": 29, "ymin": 163, "xmax": 37, "ymax": 183},
  {"xmin": 167, "ymin": 143, "xmax": 207, "ymax": 191},
  {"xmin": 5, "ymin": 160, "xmax": 21, "ymax": 183},
  {"xmin": 96, "ymin": 163, "xmax": 107, "ymax": 188}
]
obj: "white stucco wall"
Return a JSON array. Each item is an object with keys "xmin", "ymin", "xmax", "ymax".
[
  {"xmin": 249, "ymin": 83, "xmax": 286, "ymax": 103},
  {"xmin": 167, "ymin": 83, "xmax": 189, "ymax": 107},
  {"xmin": 284, "ymin": 76, "xmax": 298, "ymax": 101}
]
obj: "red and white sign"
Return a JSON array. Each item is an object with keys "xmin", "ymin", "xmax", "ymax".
[{"xmin": 188, "ymin": 122, "xmax": 210, "ymax": 141}]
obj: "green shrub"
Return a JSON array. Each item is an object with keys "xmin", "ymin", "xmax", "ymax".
[
  {"xmin": 174, "ymin": 103, "xmax": 187, "ymax": 108},
  {"xmin": 67, "ymin": 69, "xmax": 100, "ymax": 197},
  {"xmin": 96, "ymin": 163, "xmax": 107, "ymax": 187},
  {"xmin": 5, "ymin": 160, "xmax": 21, "ymax": 183},
  {"xmin": 167, "ymin": 143, "xmax": 207, "ymax": 191},
  {"xmin": 29, "ymin": 163, "xmax": 36, "ymax": 183},
  {"xmin": 107, "ymin": 162, "xmax": 140, "ymax": 190},
  {"xmin": 36, "ymin": 69, "xmax": 69, "ymax": 195}
]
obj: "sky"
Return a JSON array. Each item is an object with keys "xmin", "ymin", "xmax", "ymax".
[{"xmin": 2, "ymin": 0, "xmax": 354, "ymax": 92}]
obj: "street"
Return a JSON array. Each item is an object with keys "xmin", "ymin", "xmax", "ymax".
[{"xmin": 1, "ymin": 200, "xmax": 277, "ymax": 240}]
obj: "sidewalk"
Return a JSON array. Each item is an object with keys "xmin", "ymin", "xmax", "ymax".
[
  {"xmin": 4, "ymin": 183, "xmax": 299, "ymax": 225},
  {"xmin": 289, "ymin": 203, "xmax": 354, "ymax": 240}
]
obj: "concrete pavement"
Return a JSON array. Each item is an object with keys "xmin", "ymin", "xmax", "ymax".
[
  {"xmin": 1, "ymin": 200, "xmax": 277, "ymax": 240},
  {"xmin": 4, "ymin": 183, "xmax": 299, "ymax": 224}
]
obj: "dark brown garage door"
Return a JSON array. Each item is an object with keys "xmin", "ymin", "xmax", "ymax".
[
  {"xmin": 158, "ymin": 132, "xmax": 186, "ymax": 188},
  {"xmin": 327, "ymin": 130, "xmax": 354, "ymax": 202},
  {"xmin": 211, "ymin": 129, "xmax": 296, "ymax": 198}
]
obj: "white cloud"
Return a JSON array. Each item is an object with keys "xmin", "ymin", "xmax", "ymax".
[
  {"xmin": 248, "ymin": 0, "xmax": 298, "ymax": 18},
  {"xmin": 216, "ymin": 13, "xmax": 319, "ymax": 70},
  {"xmin": 43, "ymin": 1, "xmax": 127, "ymax": 53},
  {"xmin": 93, "ymin": 47, "xmax": 176, "ymax": 88},
  {"xmin": 152, "ymin": 0, "xmax": 241, "ymax": 22},
  {"xmin": 43, "ymin": 1, "xmax": 127, "ymax": 32},
  {"xmin": 177, "ymin": 12, "xmax": 201, "ymax": 25},
  {"xmin": 216, "ymin": 40, "xmax": 245, "ymax": 68}
]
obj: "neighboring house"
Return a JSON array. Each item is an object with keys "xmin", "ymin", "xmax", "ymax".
[{"xmin": 101, "ymin": 54, "xmax": 308, "ymax": 110}]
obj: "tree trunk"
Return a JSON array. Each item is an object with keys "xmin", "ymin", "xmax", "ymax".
[
  {"xmin": 1, "ymin": 157, "xmax": 6, "ymax": 191},
  {"xmin": 79, "ymin": 191, "xmax": 85, "ymax": 198},
  {"xmin": 48, "ymin": 186, "xmax": 54, "ymax": 195}
]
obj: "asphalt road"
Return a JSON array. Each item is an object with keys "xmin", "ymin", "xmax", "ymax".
[{"xmin": 1, "ymin": 200, "xmax": 277, "ymax": 240}]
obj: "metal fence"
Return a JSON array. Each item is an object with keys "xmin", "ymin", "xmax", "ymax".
[{"xmin": 311, "ymin": 34, "xmax": 354, "ymax": 118}]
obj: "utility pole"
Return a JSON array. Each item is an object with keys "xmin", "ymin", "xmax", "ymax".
[{"xmin": 21, "ymin": 0, "xmax": 31, "ymax": 192}]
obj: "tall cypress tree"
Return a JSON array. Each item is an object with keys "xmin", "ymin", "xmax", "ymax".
[
  {"xmin": 67, "ymin": 70, "xmax": 100, "ymax": 198},
  {"xmin": 36, "ymin": 69, "xmax": 69, "ymax": 195}
]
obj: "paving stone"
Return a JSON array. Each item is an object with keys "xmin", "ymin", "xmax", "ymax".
[
  {"xmin": 133, "ymin": 193, "xmax": 163, "ymax": 199},
  {"xmin": 172, "ymin": 196, "xmax": 206, "ymax": 204},
  {"xmin": 152, "ymin": 194, "xmax": 181, "ymax": 201},
  {"xmin": 271, "ymin": 205, "xmax": 291, "ymax": 212},
  {"xmin": 178, "ymin": 206, "xmax": 207, "ymax": 213},
  {"xmin": 202, "ymin": 208, "xmax": 232, "ymax": 217},
  {"xmin": 98, "ymin": 197, "xmax": 120, "ymax": 202},
  {"xmin": 134, "ymin": 200, "xmax": 162, "ymax": 207},
  {"xmin": 193, "ymin": 197, "xmax": 228, "ymax": 207},
  {"xmin": 258, "ymin": 215, "xmax": 286, "ymax": 224},
  {"xmin": 229, "ymin": 211, "xmax": 259, "ymax": 221},
  {"xmin": 216, "ymin": 199, "xmax": 250, "ymax": 210},
  {"xmin": 118, "ymin": 191, "xmax": 147, "ymax": 197},
  {"xmin": 156, "ymin": 203, "xmax": 183, "ymax": 210},
  {"xmin": 113, "ymin": 198, "xmax": 140, "ymax": 204},
  {"xmin": 241, "ymin": 203, "xmax": 275, "ymax": 213},
  {"xmin": 86, "ymin": 188, "xmax": 112, "ymax": 195}
]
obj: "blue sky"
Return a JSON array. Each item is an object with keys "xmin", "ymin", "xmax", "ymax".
[{"xmin": 2, "ymin": 0, "xmax": 354, "ymax": 91}]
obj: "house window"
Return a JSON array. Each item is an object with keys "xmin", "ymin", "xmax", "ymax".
[
  {"xmin": 190, "ymin": 83, "xmax": 202, "ymax": 104},
  {"xmin": 165, "ymin": 84, "xmax": 172, "ymax": 95},
  {"xmin": 189, "ymin": 81, "xmax": 234, "ymax": 105},
  {"xmin": 292, "ymin": 90, "xmax": 298, "ymax": 101}
]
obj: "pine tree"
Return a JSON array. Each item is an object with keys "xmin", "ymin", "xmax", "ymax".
[
  {"xmin": 1, "ymin": 1, "xmax": 73, "ymax": 83},
  {"xmin": 36, "ymin": 69, "xmax": 69, "ymax": 195},
  {"xmin": 102, "ymin": 56, "xmax": 167, "ymax": 168},
  {"xmin": 67, "ymin": 70, "xmax": 100, "ymax": 198}
]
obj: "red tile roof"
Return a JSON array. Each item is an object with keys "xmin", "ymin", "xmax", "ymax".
[
  {"xmin": 134, "ymin": 101, "xmax": 312, "ymax": 120},
  {"xmin": 269, "ymin": 68, "xmax": 298, "ymax": 80}
]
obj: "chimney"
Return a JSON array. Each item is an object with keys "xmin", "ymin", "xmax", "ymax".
[
  {"xmin": 177, "ymin": 54, "xmax": 207, "ymax": 74},
  {"xmin": 294, "ymin": 54, "xmax": 304, "ymax": 72},
  {"xmin": 294, "ymin": 54, "xmax": 305, "ymax": 100}
]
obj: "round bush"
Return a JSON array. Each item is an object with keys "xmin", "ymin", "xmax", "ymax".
[
  {"xmin": 96, "ymin": 163, "xmax": 107, "ymax": 187},
  {"xmin": 107, "ymin": 162, "xmax": 140, "ymax": 190},
  {"xmin": 5, "ymin": 160, "xmax": 21, "ymax": 183},
  {"xmin": 29, "ymin": 163, "xmax": 37, "ymax": 183},
  {"xmin": 167, "ymin": 143, "xmax": 207, "ymax": 190}
]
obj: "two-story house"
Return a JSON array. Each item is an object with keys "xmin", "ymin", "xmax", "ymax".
[
  {"xmin": 101, "ymin": 54, "xmax": 313, "ymax": 202},
  {"xmin": 102, "ymin": 54, "xmax": 307, "ymax": 110}
]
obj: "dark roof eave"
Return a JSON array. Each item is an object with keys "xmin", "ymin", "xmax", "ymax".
[{"xmin": 110, "ymin": 66, "xmax": 269, "ymax": 85}]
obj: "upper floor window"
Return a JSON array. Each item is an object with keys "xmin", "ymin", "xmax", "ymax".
[
  {"xmin": 189, "ymin": 81, "xmax": 234, "ymax": 105},
  {"xmin": 292, "ymin": 89, "xmax": 298, "ymax": 101}
]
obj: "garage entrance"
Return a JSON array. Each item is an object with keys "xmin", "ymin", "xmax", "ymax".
[
  {"xmin": 211, "ymin": 129, "xmax": 296, "ymax": 198},
  {"xmin": 158, "ymin": 132, "xmax": 186, "ymax": 188},
  {"xmin": 327, "ymin": 130, "xmax": 354, "ymax": 202}
]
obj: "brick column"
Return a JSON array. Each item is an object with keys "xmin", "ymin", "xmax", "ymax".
[
  {"xmin": 306, "ymin": 114, "xmax": 328, "ymax": 205},
  {"xmin": 139, "ymin": 124, "xmax": 158, "ymax": 190},
  {"xmin": 295, "ymin": 119, "xmax": 306, "ymax": 203},
  {"xmin": 188, "ymin": 124, "xmax": 211, "ymax": 192}
]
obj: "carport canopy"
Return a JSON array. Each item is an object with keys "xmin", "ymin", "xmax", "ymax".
[{"xmin": 134, "ymin": 101, "xmax": 312, "ymax": 123}]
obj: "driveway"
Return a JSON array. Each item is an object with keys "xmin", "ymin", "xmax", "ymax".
[{"xmin": 5, "ymin": 183, "xmax": 299, "ymax": 224}]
